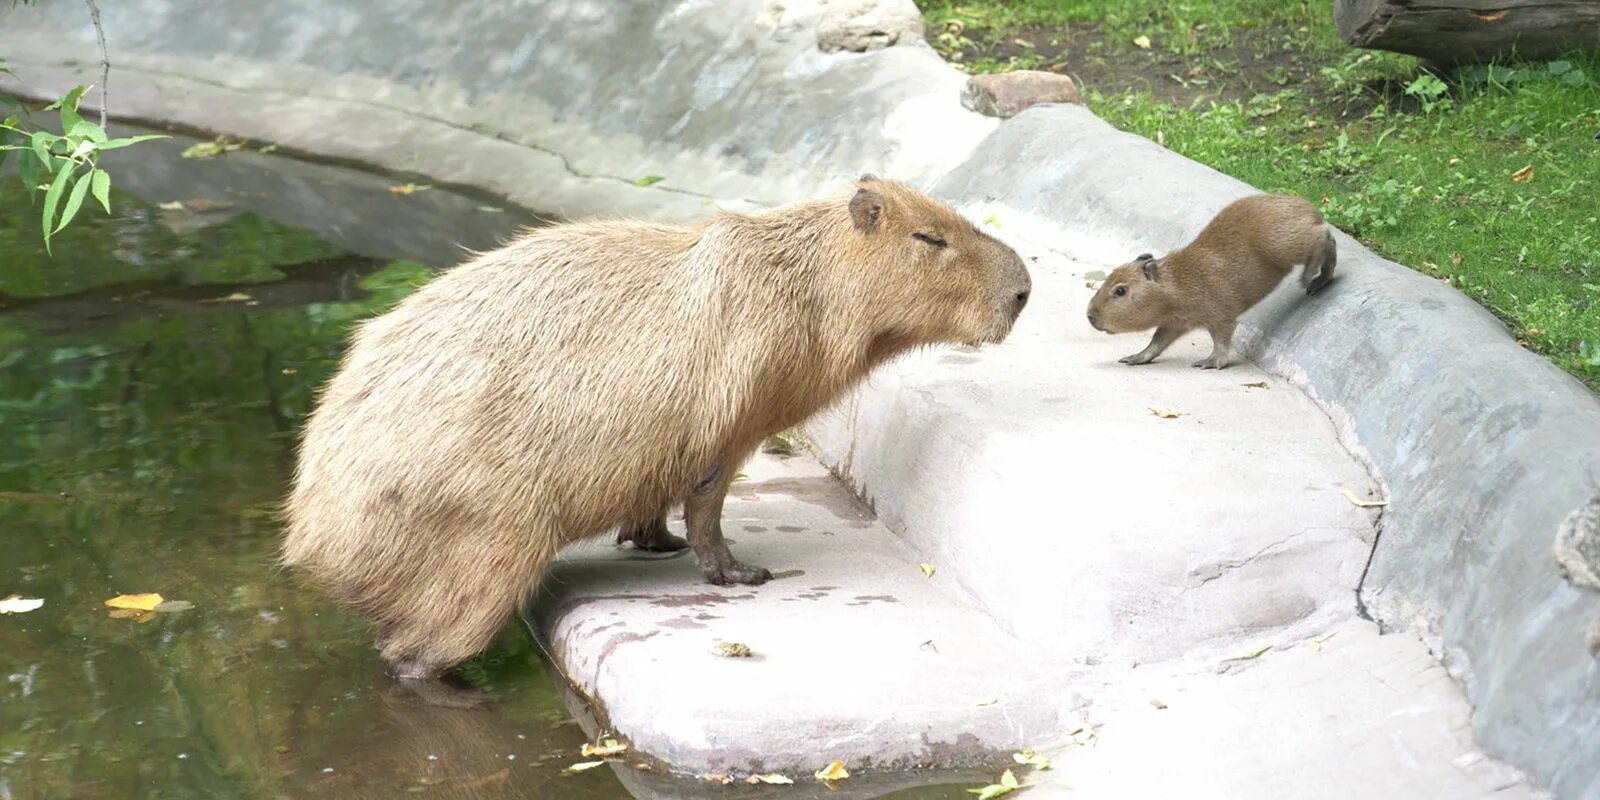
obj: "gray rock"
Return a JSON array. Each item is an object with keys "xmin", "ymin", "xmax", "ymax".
[
  {"xmin": 1555, "ymin": 494, "xmax": 1600, "ymax": 592},
  {"xmin": 817, "ymin": 0, "xmax": 925, "ymax": 53},
  {"xmin": 961, "ymin": 70, "xmax": 1083, "ymax": 118}
]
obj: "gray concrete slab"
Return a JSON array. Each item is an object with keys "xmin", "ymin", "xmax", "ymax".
[{"xmin": 530, "ymin": 452, "xmax": 1066, "ymax": 776}]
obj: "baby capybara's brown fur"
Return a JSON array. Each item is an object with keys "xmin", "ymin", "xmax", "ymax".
[
  {"xmin": 282, "ymin": 176, "xmax": 1032, "ymax": 678},
  {"xmin": 1085, "ymin": 193, "xmax": 1336, "ymax": 369}
]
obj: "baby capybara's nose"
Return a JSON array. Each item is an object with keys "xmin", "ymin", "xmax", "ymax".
[{"xmin": 1016, "ymin": 290, "xmax": 1030, "ymax": 311}]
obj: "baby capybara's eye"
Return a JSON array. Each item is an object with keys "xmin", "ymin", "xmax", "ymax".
[{"xmin": 1114, "ymin": 285, "xmax": 1128, "ymax": 298}]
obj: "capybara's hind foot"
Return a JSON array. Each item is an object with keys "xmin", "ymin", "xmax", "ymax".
[
  {"xmin": 702, "ymin": 560, "xmax": 773, "ymax": 586},
  {"xmin": 616, "ymin": 517, "xmax": 690, "ymax": 553}
]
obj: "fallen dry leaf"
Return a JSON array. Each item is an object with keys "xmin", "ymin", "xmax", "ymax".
[
  {"xmin": 1511, "ymin": 165, "xmax": 1533, "ymax": 183},
  {"xmin": 699, "ymin": 773, "xmax": 734, "ymax": 784},
  {"xmin": 1225, "ymin": 644, "xmax": 1273, "ymax": 662},
  {"xmin": 919, "ymin": 563, "xmax": 936, "ymax": 578},
  {"xmin": 1310, "ymin": 630, "xmax": 1339, "ymax": 653},
  {"xmin": 711, "ymin": 641, "xmax": 752, "ymax": 658},
  {"xmin": 581, "ymin": 738, "xmax": 628, "ymax": 757},
  {"xmin": 1150, "ymin": 698, "xmax": 1168, "ymax": 710},
  {"xmin": 1242, "ymin": 381, "xmax": 1268, "ymax": 389},
  {"xmin": 562, "ymin": 760, "xmax": 606, "ymax": 774},
  {"xmin": 1066, "ymin": 722, "xmax": 1098, "ymax": 746},
  {"xmin": 105, "ymin": 593, "xmax": 164, "ymax": 611},
  {"xmin": 1341, "ymin": 490, "xmax": 1388, "ymax": 508},
  {"xmin": 0, "ymin": 595, "xmax": 44, "ymax": 614},
  {"xmin": 814, "ymin": 760, "xmax": 850, "ymax": 782},
  {"xmin": 1148, "ymin": 406, "xmax": 1183, "ymax": 419},
  {"xmin": 968, "ymin": 769, "xmax": 1021, "ymax": 799},
  {"xmin": 748, "ymin": 773, "xmax": 795, "ymax": 785},
  {"xmin": 1133, "ymin": 34, "xmax": 1152, "ymax": 49},
  {"xmin": 1013, "ymin": 750, "xmax": 1050, "ymax": 770},
  {"xmin": 199, "ymin": 292, "xmax": 252, "ymax": 304}
]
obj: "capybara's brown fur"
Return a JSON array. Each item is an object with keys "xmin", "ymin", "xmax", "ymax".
[
  {"xmin": 282, "ymin": 176, "xmax": 1032, "ymax": 679},
  {"xmin": 1085, "ymin": 193, "xmax": 1336, "ymax": 369}
]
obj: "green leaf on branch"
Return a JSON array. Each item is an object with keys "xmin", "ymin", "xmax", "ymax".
[
  {"xmin": 90, "ymin": 168, "xmax": 111, "ymax": 213},
  {"xmin": 56, "ymin": 171, "xmax": 94, "ymax": 235},
  {"xmin": 68, "ymin": 119, "xmax": 108, "ymax": 144},
  {"xmin": 50, "ymin": 85, "xmax": 88, "ymax": 136},
  {"xmin": 30, "ymin": 131, "xmax": 53, "ymax": 169},
  {"xmin": 18, "ymin": 146, "xmax": 42, "ymax": 197},
  {"xmin": 42, "ymin": 166, "xmax": 74, "ymax": 252},
  {"xmin": 97, "ymin": 134, "xmax": 167, "ymax": 151}
]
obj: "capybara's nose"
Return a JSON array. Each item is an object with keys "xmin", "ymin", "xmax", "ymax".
[
  {"xmin": 1086, "ymin": 309, "xmax": 1099, "ymax": 329},
  {"xmin": 1015, "ymin": 290, "xmax": 1030, "ymax": 311}
]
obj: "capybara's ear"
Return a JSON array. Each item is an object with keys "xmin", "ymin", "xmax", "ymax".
[
  {"xmin": 849, "ymin": 187, "xmax": 885, "ymax": 232},
  {"xmin": 857, "ymin": 173, "xmax": 880, "ymax": 184},
  {"xmin": 1141, "ymin": 258, "xmax": 1162, "ymax": 282},
  {"xmin": 1136, "ymin": 253, "xmax": 1154, "ymax": 261}
]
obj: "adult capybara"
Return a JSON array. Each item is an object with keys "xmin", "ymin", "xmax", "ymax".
[{"xmin": 282, "ymin": 176, "xmax": 1032, "ymax": 679}]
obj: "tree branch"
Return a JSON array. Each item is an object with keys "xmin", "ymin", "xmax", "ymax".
[{"xmin": 83, "ymin": 0, "xmax": 108, "ymax": 129}]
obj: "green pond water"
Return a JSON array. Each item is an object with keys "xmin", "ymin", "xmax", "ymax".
[{"xmin": 0, "ymin": 131, "xmax": 976, "ymax": 799}]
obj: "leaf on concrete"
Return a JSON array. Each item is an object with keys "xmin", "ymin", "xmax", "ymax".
[
  {"xmin": 562, "ymin": 760, "xmax": 606, "ymax": 774},
  {"xmin": 1340, "ymin": 490, "xmax": 1387, "ymax": 508},
  {"xmin": 1241, "ymin": 381, "xmax": 1268, "ymax": 389},
  {"xmin": 1065, "ymin": 722, "xmax": 1098, "ymax": 746},
  {"xmin": 711, "ymin": 641, "xmax": 752, "ymax": 658},
  {"xmin": 1224, "ymin": 643, "xmax": 1272, "ymax": 662},
  {"xmin": 1013, "ymin": 750, "xmax": 1050, "ymax": 769},
  {"xmin": 976, "ymin": 698, "xmax": 999, "ymax": 707},
  {"xmin": 700, "ymin": 773, "xmax": 734, "ymax": 784},
  {"xmin": 258, "ymin": 144, "xmax": 279, "ymax": 154},
  {"xmin": 180, "ymin": 136, "xmax": 243, "ymax": 159},
  {"xmin": 634, "ymin": 175, "xmax": 665, "ymax": 187},
  {"xmin": 387, "ymin": 182, "xmax": 431, "ymax": 195},
  {"xmin": 919, "ymin": 563, "xmax": 936, "ymax": 578},
  {"xmin": 814, "ymin": 760, "xmax": 850, "ymax": 782},
  {"xmin": 1510, "ymin": 165, "xmax": 1533, "ymax": 183},
  {"xmin": 105, "ymin": 593, "xmax": 163, "ymax": 611},
  {"xmin": 1148, "ymin": 406, "xmax": 1183, "ymax": 419},
  {"xmin": 1310, "ymin": 630, "xmax": 1338, "ymax": 653},
  {"xmin": 581, "ymin": 738, "xmax": 628, "ymax": 757},
  {"xmin": 982, "ymin": 213, "xmax": 1001, "ymax": 228},
  {"xmin": 748, "ymin": 773, "xmax": 795, "ymax": 784},
  {"xmin": 0, "ymin": 595, "xmax": 44, "ymax": 614},
  {"xmin": 1150, "ymin": 698, "xmax": 1168, "ymax": 709}
]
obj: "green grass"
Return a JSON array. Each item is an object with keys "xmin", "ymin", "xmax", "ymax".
[{"xmin": 915, "ymin": 1, "xmax": 1600, "ymax": 390}]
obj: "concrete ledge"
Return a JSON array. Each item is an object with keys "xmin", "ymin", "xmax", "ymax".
[{"xmin": 6, "ymin": 2, "xmax": 1596, "ymax": 795}]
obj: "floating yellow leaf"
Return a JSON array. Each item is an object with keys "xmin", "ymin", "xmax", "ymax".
[
  {"xmin": 581, "ymin": 738, "xmax": 628, "ymax": 757},
  {"xmin": 562, "ymin": 760, "xmax": 606, "ymax": 774},
  {"xmin": 154, "ymin": 600, "xmax": 195, "ymax": 613},
  {"xmin": 748, "ymin": 773, "xmax": 794, "ymax": 784},
  {"xmin": 0, "ymin": 595, "xmax": 44, "ymax": 614},
  {"xmin": 1013, "ymin": 750, "xmax": 1050, "ymax": 769},
  {"xmin": 1148, "ymin": 406, "xmax": 1183, "ymax": 419},
  {"xmin": 108, "ymin": 609, "xmax": 157, "ymax": 623},
  {"xmin": 1510, "ymin": 165, "xmax": 1533, "ymax": 183},
  {"xmin": 814, "ymin": 760, "xmax": 850, "ymax": 782},
  {"xmin": 968, "ymin": 769, "xmax": 1021, "ymax": 799},
  {"xmin": 105, "ymin": 593, "xmax": 163, "ymax": 611},
  {"xmin": 387, "ymin": 182, "xmax": 431, "ymax": 195},
  {"xmin": 1133, "ymin": 35, "xmax": 1152, "ymax": 49},
  {"xmin": 1341, "ymin": 490, "xmax": 1387, "ymax": 508},
  {"xmin": 1310, "ymin": 630, "xmax": 1339, "ymax": 653},
  {"xmin": 1242, "ymin": 381, "xmax": 1268, "ymax": 389},
  {"xmin": 919, "ymin": 563, "xmax": 936, "ymax": 578}
]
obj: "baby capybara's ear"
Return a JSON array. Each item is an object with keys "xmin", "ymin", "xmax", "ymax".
[
  {"xmin": 1141, "ymin": 258, "xmax": 1162, "ymax": 282},
  {"xmin": 850, "ymin": 186, "xmax": 885, "ymax": 233}
]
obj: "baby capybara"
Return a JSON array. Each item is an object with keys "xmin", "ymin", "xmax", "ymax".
[{"xmin": 282, "ymin": 176, "xmax": 1032, "ymax": 679}]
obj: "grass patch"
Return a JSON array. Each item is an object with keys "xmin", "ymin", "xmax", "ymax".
[{"xmin": 915, "ymin": 1, "xmax": 1600, "ymax": 391}]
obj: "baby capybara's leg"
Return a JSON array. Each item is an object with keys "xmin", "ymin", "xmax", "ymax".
[
  {"xmin": 615, "ymin": 512, "xmax": 689, "ymax": 552},
  {"xmin": 685, "ymin": 464, "xmax": 772, "ymax": 586}
]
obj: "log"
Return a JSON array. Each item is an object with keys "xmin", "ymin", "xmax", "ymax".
[{"xmin": 1334, "ymin": 0, "xmax": 1600, "ymax": 65}]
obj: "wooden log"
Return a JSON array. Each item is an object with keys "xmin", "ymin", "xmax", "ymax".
[{"xmin": 1334, "ymin": 0, "xmax": 1600, "ymax": 65}]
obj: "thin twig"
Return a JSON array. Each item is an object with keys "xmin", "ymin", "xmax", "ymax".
[{"xmin": 83, "ymin": 0, "xmax": 108, "ymax": 129}]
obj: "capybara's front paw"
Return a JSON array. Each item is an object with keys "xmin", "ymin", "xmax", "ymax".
[
  {"xmin": 1119, "ymin": 353, "xmax": 1154, "ymax": 366},
  {"xmin": 638, "ymin": 531, "xmax": 690, "ymax": 552},
  {"xmin": 1192, "ymin": 356, "xmax": 1230, "ymax": 370},
  {"xmin": 702, "ymin": 561, "xmax": 773, "ymax": 586}
]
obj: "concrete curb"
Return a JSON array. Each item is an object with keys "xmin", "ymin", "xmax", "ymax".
[{"xmin": 5, "ymin": 2, "xmax": 1594, "ymax": 794}]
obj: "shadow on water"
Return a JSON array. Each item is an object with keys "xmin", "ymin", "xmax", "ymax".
[{"xmin": 0, "ymin": 123, "xmax": 981, "ymax": 800}]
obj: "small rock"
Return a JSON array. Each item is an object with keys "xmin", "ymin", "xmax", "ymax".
[
  {"xmin": 961, "ymin": 71, "xmax": 1084, "ymax": 119},
  {"xmin": 1554, "ymin": 494, "xmax": 1600, "ymax": 592},
  {"xmin": 817, "ymin": 0, "xmax": 925, "ymax": 53}
]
